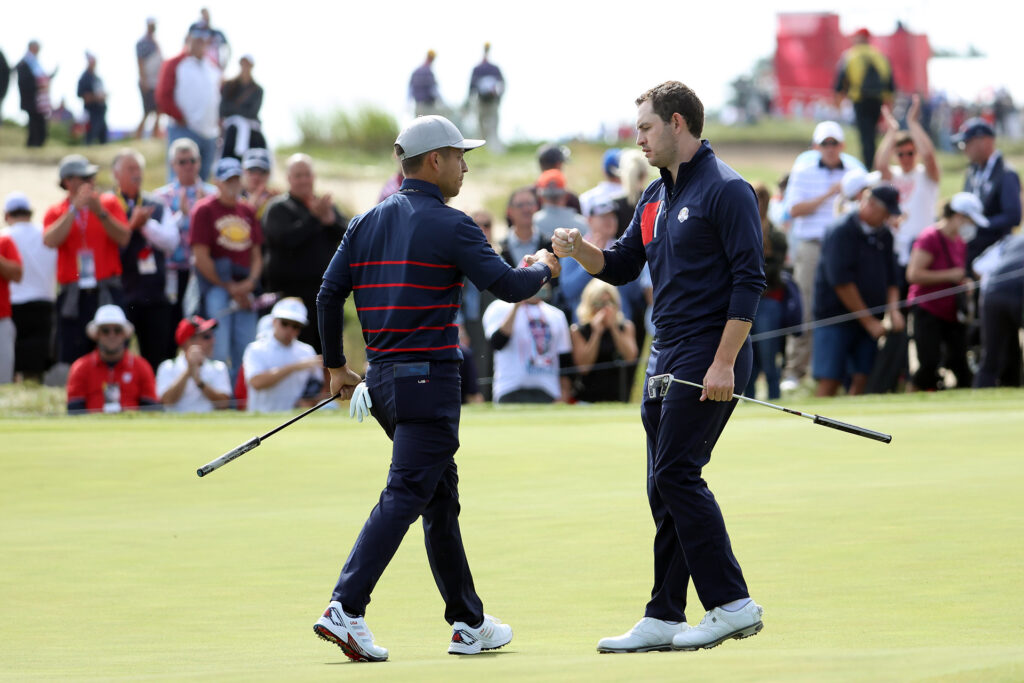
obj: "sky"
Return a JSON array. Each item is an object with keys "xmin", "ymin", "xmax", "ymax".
[{"xmin": 2, "ymin": 0, "xmax": 1022, "ymax": 148}]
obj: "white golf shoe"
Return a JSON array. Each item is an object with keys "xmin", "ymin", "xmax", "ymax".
[
  {"xmin": 448, "ymin": 614, "xmax": 513, "ymax": 655},
  {"xmin": 671, "ymin": 600, "xmax": 763, "ymax": 651},
  {"xmin": 597, "ymin": 617, "xmax": 689, "ymax": 653},
  {"xmin": 313, "ymin": 601, "xmax": 389, "ymax": 662}
]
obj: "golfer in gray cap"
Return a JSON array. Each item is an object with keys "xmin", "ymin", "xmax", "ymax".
[{"xmin": 312, "ymin": 116, "xmax": 560, "ymax": 661}]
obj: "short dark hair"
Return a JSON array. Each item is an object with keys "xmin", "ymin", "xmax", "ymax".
[
  {"xmin": 895, "ymin": 132, "xmax": 915, "ymax": 148},
  {"xmin": 396, "ymin": 145, "xmax": 454, "ymax": 175},
  {"xmin": 636, "ymin": 81, "xmax": 704, "ymax": 138},
  {"xmin": 5, "ymin": 209, "xmax": 32, "ymax": 219},
  {"xmin": 941, "ymin": 200, "xmax": 956, "ymax": 219}
]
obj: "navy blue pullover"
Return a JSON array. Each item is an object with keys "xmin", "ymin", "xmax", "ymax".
[
  {"xmin": 597, "ymin": 141, "xmax": 765, "ymax": 343},
  {"xmin": 317, "ymin": 179, "xmax": 551, "ymax": 368}
]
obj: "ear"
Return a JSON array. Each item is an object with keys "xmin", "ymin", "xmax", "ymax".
[
  {"xmin": 427, "ymin": 150, "xmax": 443, "ymax": 171},
  {"xmin": 671, "ymin": 112, "xmax": 687, "ymax": 134}
]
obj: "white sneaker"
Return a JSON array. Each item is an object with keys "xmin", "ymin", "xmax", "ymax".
[
  {"xmin": 671, "ymin": 600, "xmax": 763, "ymax": 651},
  {"xmin": 780, "ymin": 376, "xmax": 801, "ymax": 392},
  {"xmin": 597, "ymin": 617, "xmax": 689, "ymax": 653},
  {"xmin": 313, "ymin": 601, "xmax": 388, "ymax": 662},
  {"xmin": 448, "ymin": 613, "xmax": 513, "ymax": 655}
]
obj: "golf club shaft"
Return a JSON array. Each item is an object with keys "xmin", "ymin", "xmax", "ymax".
[
  {"xmin": 669, "ymin": 378, "xmax": 892, "ymax": 444},
  {"xmin": 196, "ymin": 393, "xmax": 341, "ymax": 477}
]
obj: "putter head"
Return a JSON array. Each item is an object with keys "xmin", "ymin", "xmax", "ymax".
[{"xmin": 647, "ymin": 373, "xmax": 673, "ymax": 399}]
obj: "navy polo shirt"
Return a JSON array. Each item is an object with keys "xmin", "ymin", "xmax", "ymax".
[
  {"xmin": 318, "ymin": 179, "xmax": 549, "ymax": 367},
  {"xmin": 598, "ymin": 141, "xmax": 765, "ymax": 344},
  {"xmin": 813, "ymin": 212, "xmax": 897, "ymax": 320}
]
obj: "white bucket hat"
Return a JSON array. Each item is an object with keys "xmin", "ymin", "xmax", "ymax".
[{"xmin": 86, "ymin": 304, "xmax": 134, "ymax": 340}]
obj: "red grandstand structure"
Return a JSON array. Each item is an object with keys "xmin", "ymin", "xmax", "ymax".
[{"xmin": 774, "ymin": 13, "xmax": 931, "ymax": 114}]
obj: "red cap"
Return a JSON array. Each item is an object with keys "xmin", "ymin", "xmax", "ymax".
[
  {"xmin": 854, "ymin": 27, "xmax": 871, "ymax": 39},
  {"xmin": 175, "ymin": 315, "xmax": 218, "ymax": 347},
  {"xmin": 536, "ymin": 169, "xmax": 566, "ymax": 191}
]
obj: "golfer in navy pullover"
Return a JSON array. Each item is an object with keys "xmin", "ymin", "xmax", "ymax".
[
  {"xmin": 554, "ymin": 82, "xmax": 767, "ymax": 653},
  {"xmin": 312, "ymin": 116, "xmax": 558, "ymax": 662}
]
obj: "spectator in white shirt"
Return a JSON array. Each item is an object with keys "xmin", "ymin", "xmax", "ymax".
[
  {"xmin": 2, "ymin": 192, "xmax": 56, "ymax": 382},
  {"xmin": 242, "ymin": 297, "xmax": 322, "ymax": 412},
  {"xmin": 157, "ymin": 315, "xmax": 231, "ymax": 412},
  {"xmin": 874, "ymin": 95, "xmax": 941, "ymax": 288},
  {"xmin": 780, "ymin": 121, "xmax": 865, "ymax": 391},
  {"xmin": 161, "ymin": 28, "xmax": 221, "ymax": 181}
]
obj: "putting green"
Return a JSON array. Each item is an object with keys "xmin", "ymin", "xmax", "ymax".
[{"xmin": 3, "ymin": 392, "xmax": 1023, "ymax": 681}]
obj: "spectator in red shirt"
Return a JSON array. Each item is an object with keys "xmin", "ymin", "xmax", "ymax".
[
  {"xmin": 0, "ymin": 226, "xmax": 24, "ymax": 383},
  {"xmin": 43, "ymin": 154, "xmax": 130, "ymax": 366},
  {"xmin": 189, "ymin": 156, "xmax": 264, "ymax": 382},
  {"xmin": 66, "ymin": 304, "xmax": 158, "ymax": 413}
]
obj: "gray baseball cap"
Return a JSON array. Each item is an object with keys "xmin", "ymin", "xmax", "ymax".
[
  {"xmin": 395, "ymin": 116, "xmax": 484, "ymax": 160},
  {"xmin": 58, "ymin": 154, "xmax": 99, "ymax": 181}
]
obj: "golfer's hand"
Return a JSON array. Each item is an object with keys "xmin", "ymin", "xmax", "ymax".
[
  {"xmin": 534, "ymin": 249, "xmax": 561, "ymax": 277},
  {"xmin": 349, "ymin": 382, "xmax": 372, "ymax": 423},
  {"xmin": 329, "ymin": 365, "xmax": 362, "ymax": 400},
  {"xmin": 551, "ymin": 228, "xmax": 580, "ymax": 259},
  {"xmin": 701, "ymin": 361, "xmax": 735, "ymax": 402}
]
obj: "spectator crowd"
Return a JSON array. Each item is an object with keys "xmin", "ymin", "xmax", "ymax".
[{"xmin": 1, "ymin": 16, "xmax": 1023, "ymax": 414}]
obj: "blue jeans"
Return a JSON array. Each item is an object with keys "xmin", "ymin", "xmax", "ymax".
[
  {"xmin": 203, "ymin": 285, "xmax": 256, "ymax": 383},
  {"xmin": 166, "ymin": 123, "xmax": 217, "ymax": 182},
  {"xmin": 746, "ymin": 297, "xmax": 783, "ymax": 400}
]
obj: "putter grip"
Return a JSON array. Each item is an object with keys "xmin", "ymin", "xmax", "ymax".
[
  {"xmin": 813, "ymin": 415, "xmax": 892, "ymax": 443},
  {"xmin": 196, "ymin": 436, "xmax": 262, "ymax": 477}
]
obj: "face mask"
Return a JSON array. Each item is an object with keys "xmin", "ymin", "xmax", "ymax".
[{"xmin": 958, "ymin": 222, "xmax": 977, "ymax": 242}]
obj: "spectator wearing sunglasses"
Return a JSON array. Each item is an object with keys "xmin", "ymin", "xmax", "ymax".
[
  {"xmin": 874, "ymin": 95, "xmax": 940, "ymax": 290},
  {"xmin": 242, "ymin": 297, "xmax": 322, "ymax": 412},
  {"xmin": 66, "ymin": 304, "xmax": 157, "ymax": 414},
  {"xmin": 779, "ymin": 121, "xmax": 865, "ymax": 392},
  {"xmin": 156, "ymin": 315, "xmax": 231, "ymax": 412}
]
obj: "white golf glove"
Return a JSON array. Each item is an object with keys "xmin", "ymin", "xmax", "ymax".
[{"xmin": 349, "ymin": 382, "xmax": 372, "ymax": 423}]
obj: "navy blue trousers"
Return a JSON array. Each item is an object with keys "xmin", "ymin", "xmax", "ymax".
[
  {"xmin": 331, "ymin": 360, "xmax": 484, "ymax": 625},
  {"xmin": 641, "ymin": 332, "xmax": 753, "ymax": 623}
]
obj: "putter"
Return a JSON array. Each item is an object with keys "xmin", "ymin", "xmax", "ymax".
[
  {"xmin": 196, "ymin": 392, "xmax": 341, "ymax": 477},
  {"xmin": 647, "ymin": 374, "xmax": 892, "ymax": 444}
]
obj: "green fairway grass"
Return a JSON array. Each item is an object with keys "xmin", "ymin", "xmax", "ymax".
[{"xmin": 3, "ymin": 392, "xmax": 1024, "ymax": 681}]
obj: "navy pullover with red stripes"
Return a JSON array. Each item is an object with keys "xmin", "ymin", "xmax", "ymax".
[
  {"xmin": 598, "ymin": 141, "xmax": 765, "ymax": 344},
  {"xmin": 317, "ymin": 179, "xmax": 552, "ymax": 368}
]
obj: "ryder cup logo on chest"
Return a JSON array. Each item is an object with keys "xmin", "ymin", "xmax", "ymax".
[{"xmin": 678, "ymin": 207, "xmax": 689, "ymax": 223}]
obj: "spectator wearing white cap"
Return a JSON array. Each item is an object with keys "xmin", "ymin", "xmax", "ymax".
[
  {"xmin": 189, "ymin": 156, "xmax": 264, "ymax": 383},
  {"xmin": 835, "ymin": 167, "xmax": 882, "ymax": 215},
  {"xmin": 3, "ymin": 192, "xmax": 55, "ymax": 382},
  {"xmin": 43, "ymin": 154, "xmax": 131, "ymax": 367},
  {"xmin": 0, "ymin": 206, "xmax": 24, "ymax": 383},
  {"xmin": 241, "ymin": 297, "xmax": 322, "ymax": 412},
  {"xmin": 156, "ymin": 315, "xmax": 231, "ymax": 412},
  {"xmin": 220, "ymin": 54, "xmax": 266, "ymax": 162},
  {"xmin": 66, "ymin": 304, "xmax": 158, "ymax": 413},
  {"xmin": 780, "ymin": 121, "xmax": 865, "ymax": 392},
  {"xmin": 905, "ymin": 193, "xmax": 984, "ymax": 391},
  {"xmin": 874, "ymin": 95, "xmax": 941, "ymax": 283}
]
